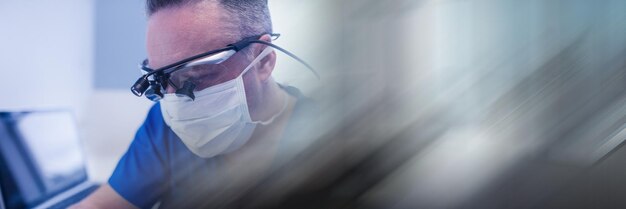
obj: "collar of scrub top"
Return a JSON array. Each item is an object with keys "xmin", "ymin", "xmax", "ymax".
[{"xmin": 131, "ymin": 33, "xmax": 320, "ymax": 100}]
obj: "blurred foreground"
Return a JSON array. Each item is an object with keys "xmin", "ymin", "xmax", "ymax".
[{"xmin": 248, "ymin": 0, "xmax": 626, "ymax": 208}]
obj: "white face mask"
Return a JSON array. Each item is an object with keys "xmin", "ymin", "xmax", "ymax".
[{"xmin": 160, "ymin": 47, "xmax": 283, "ymax": 158}]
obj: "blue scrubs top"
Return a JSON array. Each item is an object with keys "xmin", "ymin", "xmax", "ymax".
[{"xmin": 108, "ymin": 86, "xmax": 313, "ymax": 208}]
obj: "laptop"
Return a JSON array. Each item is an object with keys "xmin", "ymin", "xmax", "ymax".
[
  {"xmin": 0, "ymin": 110, "xmax": 99, "ymax": 209},
  {"xmin": 1, "ymin": 182, "xmax": 5, "ymax": 209}
]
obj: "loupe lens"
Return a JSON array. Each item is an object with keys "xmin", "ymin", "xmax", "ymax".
[
  {"xmin": 169, "ymin": 64, "xmax": 231, "ymax": 92},
  {"xmin": 145, "ymin": 88, "xmax": 163, "ymax": 101},
  {"xmin": 131, "ymin": 76, "xmax": 150, "ymax": 96}
]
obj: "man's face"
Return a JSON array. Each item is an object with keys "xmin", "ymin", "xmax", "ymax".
[{"xmin": 146, "ymin": 2, "xmax": 273, "ymax": 116}]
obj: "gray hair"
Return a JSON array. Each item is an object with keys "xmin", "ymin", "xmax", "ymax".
[{"xmin": 146, "ymin": 0, "xmax": 272, "ymax": 39}]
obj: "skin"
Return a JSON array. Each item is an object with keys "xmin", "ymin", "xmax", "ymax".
[{"xmin": 71, "ymin": 1, "xmax": 294, "ymax": 208}]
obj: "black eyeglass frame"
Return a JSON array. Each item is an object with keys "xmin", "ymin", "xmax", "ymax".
[{"xmin": 130, "ymin": 33, "xmax": 318, "ymax": 101}]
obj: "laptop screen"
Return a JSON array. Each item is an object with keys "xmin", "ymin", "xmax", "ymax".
[
  {"xmin": 0, "ymin": 183, "xmax": 5, "ymax": 209},
  {"xmin": 0, "ymin": 110, "xmax": 88, "ymax": 208}
]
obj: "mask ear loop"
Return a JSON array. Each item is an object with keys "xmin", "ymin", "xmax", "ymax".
[
  {"xmin": 240, "ymin": 46, "xmax": 276, "ymax": 76},
  {"xmin": 240, "ymin": 46, "xmax": 287, "ymax": 125}
]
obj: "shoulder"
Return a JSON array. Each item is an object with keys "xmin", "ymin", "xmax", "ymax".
[
  {"xmin": 108, "ymin": 104, "xmax": 174, "ymax": 208},
  {"xmin": 146, "ymin": 103, "xmax": 164, "ymax": 123},
  {"xmin": 142, "ymin": 103, "xmax": 167, "ymax": 132},
  {"xmin": 280, "ymin": 84, "xmax": 320, "ymax": 137},
  {"xmin": 132, "ymin": 103, "xmax": 173, "ymax": 149},
  {"xmin": 272, "ymin": 84, "xmax": 321, "ymax": 167}
]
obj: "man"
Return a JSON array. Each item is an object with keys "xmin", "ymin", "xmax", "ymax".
[{"xmin": 72, "ymin": 0, "xmax": 316, "ymax": 208}]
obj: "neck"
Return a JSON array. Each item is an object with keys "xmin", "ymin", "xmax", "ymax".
[
  {"xmin": 251, "ymin": 77, "xmax": 289, "ymax": 124},
  {"xmin": 243, "ymin": 77, "xmax": 296, "ymax": 148}
]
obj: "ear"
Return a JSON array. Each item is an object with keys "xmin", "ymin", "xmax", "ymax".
[{"xmin": 253, "ymin": 34, "xmax": 277, "ymax": 83}]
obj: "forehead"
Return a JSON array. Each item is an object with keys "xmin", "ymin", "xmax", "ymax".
[{"xmin": 146, "ymin": 1, "xmax": 239, "ymax": 68}]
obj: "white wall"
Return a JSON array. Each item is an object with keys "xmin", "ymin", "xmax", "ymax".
[
  {"xmin": 270, "ymin": 0, "xmax": 332, "ymax": 95},
  {"xmin": 0, "ymin": 1, "xmax": 93, "ymax": 116}
]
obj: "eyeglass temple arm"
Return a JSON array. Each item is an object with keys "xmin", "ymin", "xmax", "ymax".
[{"xmin": 239, "ymin": 39, "xmax": 320, "ymax": 80}]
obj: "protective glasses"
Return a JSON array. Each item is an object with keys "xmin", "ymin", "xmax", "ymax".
[{"xmin": 131, "ymin": 33, "xmax": 319, "ymax": 101}]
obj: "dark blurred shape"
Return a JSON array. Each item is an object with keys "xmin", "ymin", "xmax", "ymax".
[{"xmin": 227, "ymin": 0, "xmax": 626, "ymax": 208}]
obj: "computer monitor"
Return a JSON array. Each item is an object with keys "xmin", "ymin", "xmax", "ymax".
[
  {"xmin": 0, "ymin": 182, "xmax": 5, "ymax": 209},
  {"xmin": 0, "ymin": 110, "xmax": 88, "ymax": 208}
]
